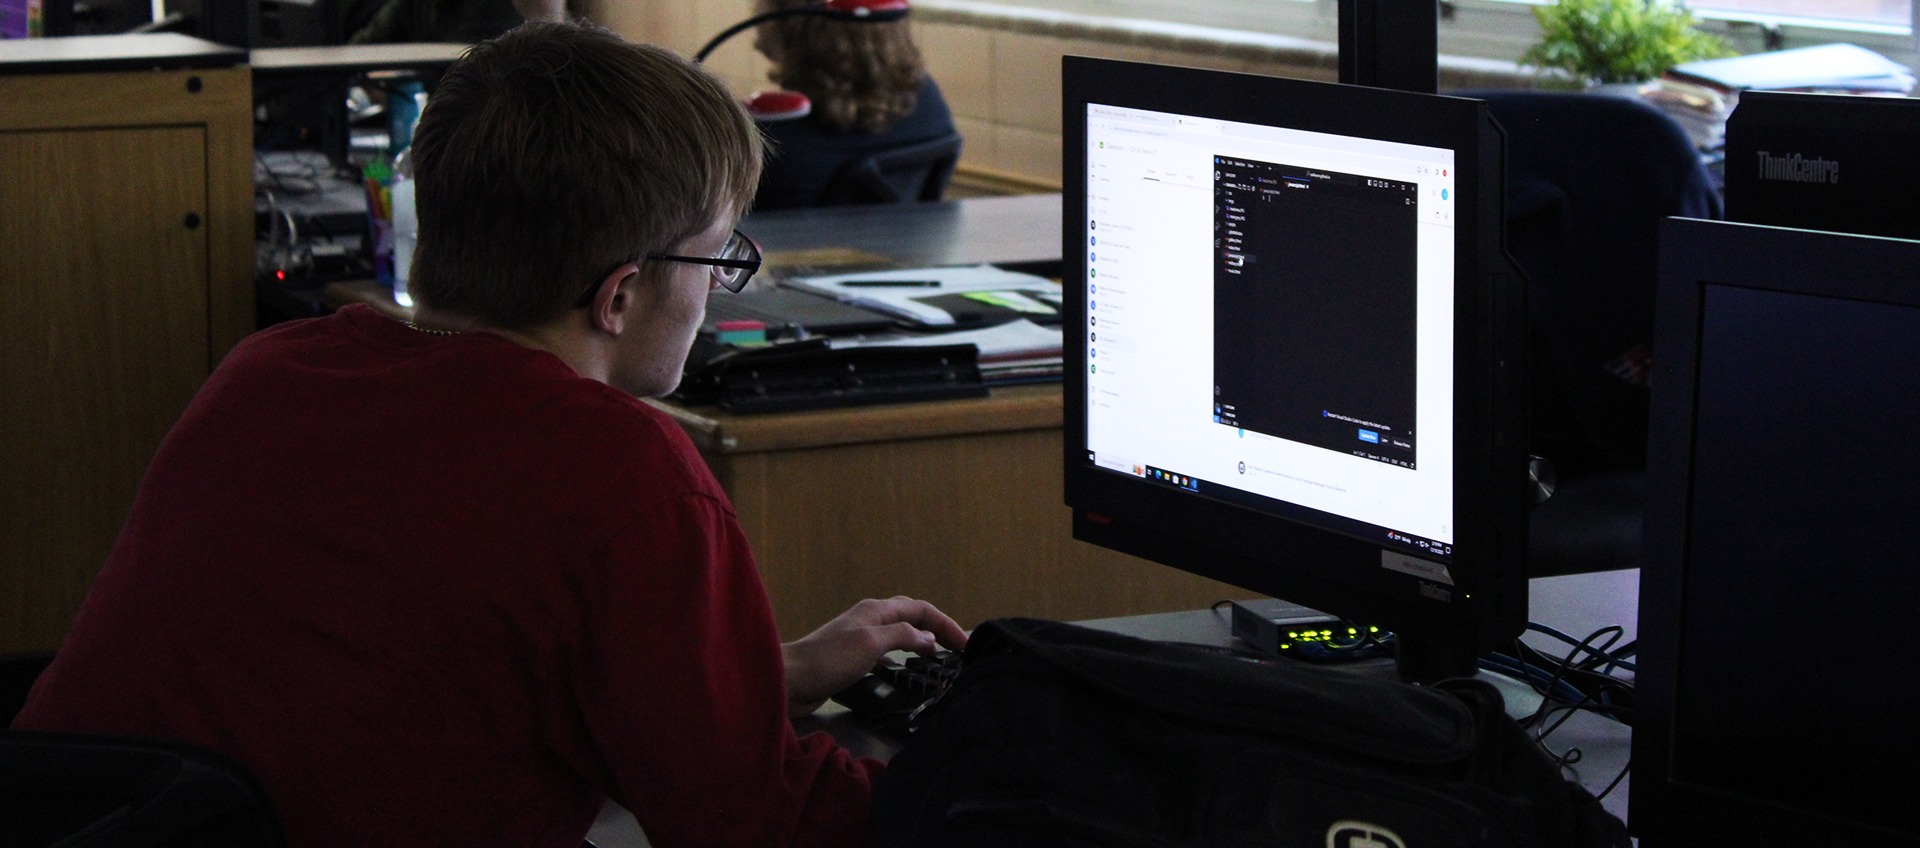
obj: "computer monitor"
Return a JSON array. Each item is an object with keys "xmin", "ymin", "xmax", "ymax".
[
  {"xmin": 5, "ymin": 0, "xmax": 64, "ymax": 36},
  {"xmin": 0, "ymin": 0, "xmax": 41, "ymax": 37},
  {"xmin": 147, "ymin": 0, "xmax": 337, "ymax": 46},
  {"xmin": 1061, "ymin": 57, "xmax": 1527, "ymax": 684},
  {"xmin": 11, "ymin": 0, "xmax": 150, "ymax": 36},
  {"xmin": 1632, "ymin": 217, "xmax": 1920, "ymax": 847},
  {"xmin": 1723, "ymin": 89, "xmax": 1920, "ymax": 239}
]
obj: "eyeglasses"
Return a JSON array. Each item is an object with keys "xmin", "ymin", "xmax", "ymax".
[
  {"xmin": 577, "ymin": 229, "xmax": 764, "ymax": 307},
  {"xmin": 648, "ymin": 229, "xmax": 762, "ymax": 293}
]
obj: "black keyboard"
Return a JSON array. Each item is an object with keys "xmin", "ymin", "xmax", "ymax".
[{"xmin": 828, "ymin": 651, "xmax": 963, "ymax": 733}]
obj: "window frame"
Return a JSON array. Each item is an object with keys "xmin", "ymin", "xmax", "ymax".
[
  {"xmin": 1440, "ymin": 0, "xmax": 1919, "ymax": 70},
  {"xmin": 960, "ymin": 0, "xmax": 1920, "ymax": 74}
]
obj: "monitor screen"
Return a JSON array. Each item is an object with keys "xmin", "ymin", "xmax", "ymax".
[
  {"xmin": 1633, "ymin": 217, "xmax": 1920, "ymax": 847},
  {"xmin": 1061, "ymin": 57, "xmax": 1527, "ymax": 683}
]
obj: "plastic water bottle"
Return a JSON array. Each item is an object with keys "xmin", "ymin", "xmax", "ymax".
[
  {"xmin": 390, "ymin": 148, "xmax": 417, "ymax": 308},
  {"xmin": 385, "ymin": 76, "xmax": 427, "ymax": 307}
]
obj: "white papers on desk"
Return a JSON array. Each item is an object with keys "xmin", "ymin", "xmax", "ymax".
[
  {"xmin": 1655, "ymin": 43, "xmax": 1918, "ymax": 151},
  {"xmin": 1668, "ymin": 43, "xmax": 1915, "ymax": 94},
  {"xmin": 786, "ymin": 264, "xmax": 1063, "ymax": 327}
]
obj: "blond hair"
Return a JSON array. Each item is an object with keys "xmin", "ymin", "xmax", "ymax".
[{"xmin": 409, "ymin": 21, "xmax": 762, "ymax": 327}]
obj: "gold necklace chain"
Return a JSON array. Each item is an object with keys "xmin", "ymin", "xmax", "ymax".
[{"xmin": 404, "ymin": 320, "xmax": 463, "ymax": 337}]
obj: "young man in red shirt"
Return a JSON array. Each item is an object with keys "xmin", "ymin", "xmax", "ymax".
[{"xmin": 13, "ymin": 21, "xmax": 965, "ymax": 847}]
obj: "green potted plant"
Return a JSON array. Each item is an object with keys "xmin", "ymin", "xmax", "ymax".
[{"xmin": 1519, "ymin": 0, "xmax": 1736, "ymax": 90}]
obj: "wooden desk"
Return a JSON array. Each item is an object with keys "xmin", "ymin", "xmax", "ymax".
[
  {"xmin": 650, "ymin": 385, "xmax": 1233, "ymax": 638},
  {"xmin": 322, "ymin": 278, "xmax": 1232, "ymax": 636},
  {"xmin": 1, "ymin": 41, "xmax": 255, "ymax": 653}
]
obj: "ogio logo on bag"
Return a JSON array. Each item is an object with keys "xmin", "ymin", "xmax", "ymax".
[{"xmin": 1327, "ymin": 820, "xmax": 1406, "ymax": 848}]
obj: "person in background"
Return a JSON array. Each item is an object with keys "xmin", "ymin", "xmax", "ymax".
[
  {"xmin": 12, "ymin": 21, "xmax": 964, "ymax": 848},
  {"xmin": 750, "ymin": 0, "xmax": 960, "ymax": 210}
]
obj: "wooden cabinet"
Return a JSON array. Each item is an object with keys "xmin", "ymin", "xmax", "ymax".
[{"xmin": 0, "ymin": 61, "xmax": 254, "ymax": 653}]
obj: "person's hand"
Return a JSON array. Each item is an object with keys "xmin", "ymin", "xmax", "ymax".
[
  {"xmin": 781, "ymin": 596, "xmax": 968, "ymax": 718},
  {"xmin": 512, "ymin": 0, "xmax": 566, "ymax": 23}
]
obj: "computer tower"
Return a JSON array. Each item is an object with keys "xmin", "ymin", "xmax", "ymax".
[{"xmin": 1722, "ymin": 89, "xmax": 1920, "ymax": 239}]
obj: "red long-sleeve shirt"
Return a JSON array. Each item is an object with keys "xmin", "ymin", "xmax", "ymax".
[{"xmin": 14, "ymin": 305, "xmax": 879, "ymax": 847}]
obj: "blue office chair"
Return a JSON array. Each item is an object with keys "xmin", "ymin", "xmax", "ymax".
[
  {"xmin": 0, "ymin": 731, "xmax": 283, "ymax": 848},
  {"xmin": 1459, "ymin": 89, "xmax": 1723, "ymax": 576},
  {"xmin": 817, "ymin": 132, "xmax": 963, "ymax": 206}
]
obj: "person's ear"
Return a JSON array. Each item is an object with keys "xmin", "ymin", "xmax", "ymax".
[{"xmin": 586, "ymin": 262, "xmax": 642, "ymax": 336}]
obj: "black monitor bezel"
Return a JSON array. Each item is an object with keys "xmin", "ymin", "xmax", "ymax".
[
  {"xmin": 1060, "ymin": 56, "xmax": 1527, "ymax": 682},
  {"xmin": 1633, "ymin": 216, "xmax": 1920, "ymax": 847}
]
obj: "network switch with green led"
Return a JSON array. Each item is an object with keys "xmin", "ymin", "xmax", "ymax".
[{"xmin": 1229, "ymin": 598, "xmax": 1395, "ymax": 663}]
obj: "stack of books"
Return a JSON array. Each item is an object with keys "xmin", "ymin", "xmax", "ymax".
[{"xmin": 1648, "ymin": 43, "xmax": 1917, "ymax": 151}]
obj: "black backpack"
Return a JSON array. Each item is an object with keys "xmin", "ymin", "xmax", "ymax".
[{"xmin": 873, "ymin": 618, "xmax": 1628, "ymax": 848}]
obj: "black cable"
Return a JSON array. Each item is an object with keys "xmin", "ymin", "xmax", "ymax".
[
  {"xmin": 1516, "ymin": 640, "xmax": 1635, "ymax": 722},
  {"xmin": 1526, "ymin": 622, "xmax": 1636, "ymax": 672},
  {"xmin": 1481, "ymin": 652, "xmax": 1587, "ymax": 704}
]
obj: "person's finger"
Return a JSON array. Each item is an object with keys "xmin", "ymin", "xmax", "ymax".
[
  {"xmin": 888, "ymin": 621, "xmax": 940, "ymax": 654},
  {"xmin": 880, "ymin": 597, "xmax": 968, "ymax": 650}
]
